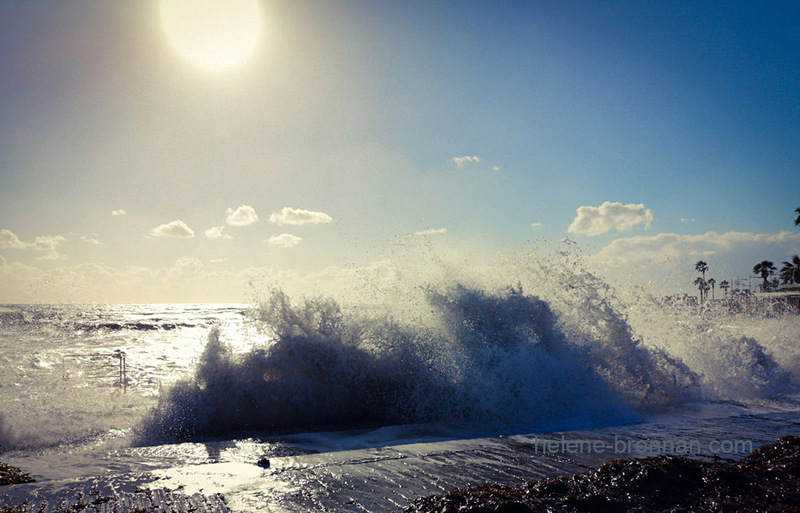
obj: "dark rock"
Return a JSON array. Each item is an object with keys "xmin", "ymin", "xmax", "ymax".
[
  {"xmin": 0, "ymin": 463, "xmax": 35, "ymax": 486},
  {"xmin": 400, "ymin": 435, "xmax": 800, "ymax": 513},
  {"xmin": 492, "ymin": 501, "xmax": 533, "ymax": 513}
]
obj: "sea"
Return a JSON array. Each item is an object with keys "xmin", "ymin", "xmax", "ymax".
[{"xmin": 1, "ymin": 250, "xmax": 799, "ymax": 510}]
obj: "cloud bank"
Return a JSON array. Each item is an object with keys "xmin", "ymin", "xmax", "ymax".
[
  {"xmin": 593, "ymin": 230, "xmax": 800, "ymax": 265},
  {"xmin": 1, "ymin": 229, "xmax": 67, "ymax": 259},
  {"xmin": 568, "ymin": 201, "xmax": 653, "ymax": 236}
]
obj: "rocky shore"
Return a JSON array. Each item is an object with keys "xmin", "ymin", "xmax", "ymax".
[
  {"xmin": 5, "ymin": 436, "xmax": 800, "ymax": 513},
  {"xmin": 2, "ymin": 412, "xmax": 800, "ymax": 513},
  {"xmin": 402, "ymin": 435, "xmax": 800, "ymax": 513}
]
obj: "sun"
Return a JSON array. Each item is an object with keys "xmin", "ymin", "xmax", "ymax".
[{"xmin": 159, "ymin": 0, "xmax": 262, "ymax": 72}]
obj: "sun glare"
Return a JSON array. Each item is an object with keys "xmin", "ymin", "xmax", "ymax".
[{"xmin": 159, "ymin": 0, "xmax": 262, "ymax": 72}]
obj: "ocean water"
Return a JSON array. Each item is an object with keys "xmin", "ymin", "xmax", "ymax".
[{"xmin": 1, "ymin": 248, "xmax": 799, "ymax": 505}]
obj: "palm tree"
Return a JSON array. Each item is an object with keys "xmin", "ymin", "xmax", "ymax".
[
  {"xmin": 795, "ymin": 207, "xmax": 800, "ymax": 227},
  {"xmin": 780, "ymin": 255, "xmax": 800, "ymax": 284},
  {"xmin": 753, "ymin": 260, "xmax": 777, "ymax": 291},
  {"xmin": 719, "ymin": 280, "xmax": 730, "ymax": 298},
  {"xmin": 708, "ymin": 278, "xmax": 716, "ymax": 300},
  {"xmin": 694, "ymin": 277, "xmax": 707, "ymax": 302},
  {"xmin": 695, "ymin": 261, "xmax": 708, "ymax": 278}
]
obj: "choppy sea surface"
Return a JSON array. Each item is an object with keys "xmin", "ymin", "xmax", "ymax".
[{"xmin": 1, "ymin": 254, "xmax": 799, "ymax": 508}]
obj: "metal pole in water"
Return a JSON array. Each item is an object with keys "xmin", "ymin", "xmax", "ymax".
[
  {"xmin": 114, "ymin": 349, "xmax": 127, "ymax": 393},
  {"xmin": 120, "ymin": 351, "xmax": 127, "ymax": 393}
]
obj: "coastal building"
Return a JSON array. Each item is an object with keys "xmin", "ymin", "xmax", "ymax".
[{"xmin": 753, "ymin": 283, "xmax": 800, "ymax": 314}]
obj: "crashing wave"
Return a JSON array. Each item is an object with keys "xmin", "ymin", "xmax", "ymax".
[{"xmin": 136, "ymin": 284, "xmax": 698, "ymax": 443}]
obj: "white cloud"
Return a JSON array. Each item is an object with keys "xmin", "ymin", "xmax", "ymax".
[
  {"xmin": 269, "ymin": 207, "xmax": 333, "ymax": 226},
  {"xmin": 0, "ymin": 254, "xmax": 6, "ymax": 267},
  {"xmin": 0, "ymin": 230, "xmax": 67, "ymax": 259},
  {"xmin": 268, "ymin": 233, "xmax": 302, "ymax": 248},
  {"xmin": 492, "ymin": 165, "xmax": 501, "ymax": 172},
  {"xmin": 413, "ymin": 228, "xmax": 447, "ymax": 236},
  {"xmin": 593, "ymin": 232, "xmax": 686, "ymax": 264},
  {"xmin": 593, "ymin": 230, "xmax": 800, "ymax": 266},
  {"xmin": 451, "ymin": 155, "xmax": 481, "ymax": 167},
  {"xmin": 225, "ymin": 205, "xmax": 259, "ymax": 226},
  {"xmin": 0, "ymin": 229, "xmax": 27, "ymax": 249},
  {"xmin": 81, "ymin": 235, "xmax": 102, "ymax": 245},
  {"xmin": 680, "ymin": 218, "xmax": 696, "ymax": 224},
  {"xmin": 36, "ymin": 251, "xmax": 65, "ymax": 261},
  {"xmin": 35, "ymin": 236, "xmax": 66, "ymax": 260},
  {"xmin": 204, "ymin": 226, "xmax": 232, "ymax": 239},
  {"xmin": 150, "ymin": 220, "xmax": 195, "ymax": 238},
  {"xmin": 531, "ymin": 222, "xmax": 543, "ymax": 229},
  {"xmin": 173, "ymin": 256, "xmax": 203, "ymax": 277},
  {"xmin": 568, "ymin": 201, "xmax": 653, "ymax": 236},
  {"xmin": 31, "ymin": 235, "xmax": 66, "ymax": 252},
  {"xmin": 111, "ymin": 209, "xmax": 127, "ymax": 216}
]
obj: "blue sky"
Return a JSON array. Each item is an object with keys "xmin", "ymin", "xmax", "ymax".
[{"xmin": 1, "ymin": 0, "xmax": 799, "ymax": 303}]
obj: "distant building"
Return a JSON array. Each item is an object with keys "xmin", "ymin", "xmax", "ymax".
[{"xmin": 754, "ymin": 283, "xmax": 800, "ymax": 313}]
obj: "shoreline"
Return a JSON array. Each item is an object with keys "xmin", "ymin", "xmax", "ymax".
[
  {"xmin": 5, "ymin": 435, "xmax": 800, "ymax": 513},
  {"xmin": 2, "ymin": 410, "xmax": 800, "ymax": 512}
]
